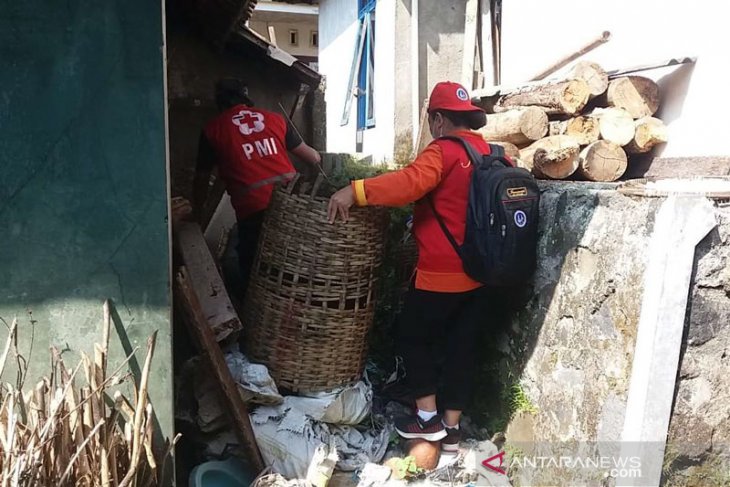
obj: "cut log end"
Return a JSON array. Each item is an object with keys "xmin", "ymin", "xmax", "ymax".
[
  {"xmin": 606, "ymin": 76, "xmax": 660, "ymax": 118},
  {"xmin": 534, "ymin": 148, "xmax": 579, "ymax": 179},
  {"xmin": 593, "ymin": 107, "xmax": 635, "ymax": 146},
  {"xmin": 561, "ymin": 79, "xmax": 592, "ymax": 115},
  {"xmin": 549, "ymin": 116, "xmax": 600, "ymax": 145},
  {"xmin": 578, "ymin": 140, "xmax": 628, "ymax": 182},
  {"xmin": 626, "ymin": 117, "xmax": 668, "ymax": 154},
  {"xmin": 570, "ymin": 60, "xmax": 609, "ymax": 98},
  {"xmin": 520, "ymin": 107, "xmax": 550, "ymax": 141},
  {"xmin": 490, "ymin": 141, "xmax": 521, "ymax": 159},
  {"xmin": 481, "ymin": 107, "xmax": 548, "ymax": 145},
  {"xmin": 520, "ymin": 135, "xmax": 580, "ymax": 179}
]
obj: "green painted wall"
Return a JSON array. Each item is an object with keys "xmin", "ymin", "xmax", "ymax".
[{"xmin": 0, "ymin": 0, "xmax": 172, "ymax": 437}]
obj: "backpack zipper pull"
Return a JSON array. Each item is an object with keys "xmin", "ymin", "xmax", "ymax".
[
  {"xmin": 490, "ymin": 213, "xmax": 495, "ymax": 226},
  {"xmin": 501, "ymin": 224, "xmax": 506, "ymax": 237}
]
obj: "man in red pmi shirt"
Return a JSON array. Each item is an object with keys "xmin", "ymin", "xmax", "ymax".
[
  {"xmin": 194, "ymin": 78, "xmax": 321, "ymax": 295},
  {"xmin": 329, "ymin": 81, "xmax": 506, "ymax": 452}
]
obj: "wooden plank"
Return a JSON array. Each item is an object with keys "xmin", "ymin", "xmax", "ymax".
[
  {"xmin": 175, "ymin": 267, "xmax": 265, "ymax": 472},
  {"xmin": 203, "ymin": 193, "xmax": 236, "ymax": 260},
  {"xmin": 529, "ymin": 31, "xmax": 611, "ymax": 81},
  {"xmin": 617, "ymin": 196, "xmax": 716, "ymax": 486},
  {"xmin": 634, "ymin": 156, "xmax": 730, "ymax": 180},
  {"xmin": 461, "ymin": 0, "xmax": 479, "ymax": 89},
  {"xmin": 199, "ymin": 170, "xmax": 227, "ymax": 231},
  {"xmin": 175, "ymin": 221, "xmax": 242, "ymax": 342},
  {"xmin": 491, "ymin": 0, "xmax": 502, "ymax": 85},
  {"xmin": 414, "ymin": 98, "xmax": 430, "ymax": 154},
  {"xmin": 478, "ymin": 0, "xmax": 493, "ymax": 88},
  {"xmin": 289, "ymin": 83, "xmax": 310, "ymax": 121}
]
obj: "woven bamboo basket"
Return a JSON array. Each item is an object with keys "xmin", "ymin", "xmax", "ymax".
[{"xmin": 243, "ymin": 180, "xmax": 389, "ymax": 392}]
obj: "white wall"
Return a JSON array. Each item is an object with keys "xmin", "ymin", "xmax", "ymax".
[
  {"xmin": 364, "ymin": 0, "xmax": 396, "ymax": 162},
  {"xmin": 249, "ymin": 19, "xmax": 319, "ymax": 58},
  {"xmin": 319, "ymin": 0, "xmax": 396, "ymax": 163},
  {"xmin": 418, "ymin": 1, "xmax": 466, "ymax": 102},
  {"xmin": 319, "ymin": 0, "xmax": 359, "ymax": 154},
  {"xmin": 500, "ymin": 0, "xmax": 730, "ymax": 158}
]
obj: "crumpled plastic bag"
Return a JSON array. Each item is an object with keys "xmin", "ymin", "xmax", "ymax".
[
  {"xmin": 250, "ymin": 380, "xmax": 391, "ymax": 479},
  {"xmin": 178, "ymin": 351, "xmax": 283, "ymax": 434},
  {"xmin": 224, "ymin": 349, "xmax": 284, "ymax": 406},
  {"xmin": 285, "ymin": 380, "xmax": 372, "ymax": 425}
]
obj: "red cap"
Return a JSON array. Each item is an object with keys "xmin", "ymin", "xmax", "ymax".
[{"xmin": 428, "ymin": 81, "xmax": 484, "ymax": 113}]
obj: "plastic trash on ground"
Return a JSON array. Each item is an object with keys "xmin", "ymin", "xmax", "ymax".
[
  {"xmin": 189, "ymin": 458, "xmax": 256, "ymax": 487},
  {"xmin": 224, "ymin": 349, "xmax": 284, "ymax": 406},
  {"xmin": 250, "ymin": 380, "xmax": 392, "ymax": 479}
]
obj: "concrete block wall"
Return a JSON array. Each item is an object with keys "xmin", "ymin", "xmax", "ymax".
[
  {"xmin": 497, "ymin": 183, "xmax": 730, "ymax": 485},
  {"xmin": 0, "ymin": 0, "xmax": 173, "ymax": 438}
]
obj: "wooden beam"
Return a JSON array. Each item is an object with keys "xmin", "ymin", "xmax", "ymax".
[
  {"xmin": 414, "ymin": 98, "xmax": 430, "ymax": 154},
  {"xmin": 461, "ymin": 0, "xmax": 479, "ymax": 89},
  {"xmin": 199, "ymin": 170, "xmax": 227, "ymax": 232},
  {"xmin": 529, "ymin": 30, "xmax": 611, "ymax": 81},
  {"xmin": 174, "ymin": 221, "xmax": 242, "ymax": 342},
  {"xmin": 411, "ymin": 0, "xmax": 420, "ymax": 150},
  {"xmin": 289, "ymin": 83, "xmax": 310, "ymax": 121},
  {"xmin": 478, "ymin": 0, "xmax": 493, "ymax": 88},
  {"xmin": 203, "ymin": 193, "xmax": 236, "ymax": 260},
  {"xmin": 175, "ymin": 267, "xmax": 265, "ymax": 472},
  {"xmin": 491, "ymin": 0, "xmax": 502, "ymax": 85},
  {"xmin": 639, "ymin": 157, "xmax": 730, "ymax": 179}
]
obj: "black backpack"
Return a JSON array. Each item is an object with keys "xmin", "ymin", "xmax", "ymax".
[{"xmin": 427, "ymin": 136, "xmax": 540, "ymax": 287}]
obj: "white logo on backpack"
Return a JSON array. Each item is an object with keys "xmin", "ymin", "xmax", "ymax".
[{"xmin": 514, "ymin": 210, "xmax": 527, "ymax": 228}]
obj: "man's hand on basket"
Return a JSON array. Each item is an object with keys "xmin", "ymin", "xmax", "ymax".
[{"xmin": 328, "ymin": 186, "xmax": 356, "ymax": 224}]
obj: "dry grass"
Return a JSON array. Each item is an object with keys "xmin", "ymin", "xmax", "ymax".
[{"xmin": 0, "ymin": 301, "xmax": 180, "ymax": 486}]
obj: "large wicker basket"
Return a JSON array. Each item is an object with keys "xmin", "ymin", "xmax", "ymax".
[{"xmin": 243, "ymin": 182, "xmax": 389, "ymax": 392}]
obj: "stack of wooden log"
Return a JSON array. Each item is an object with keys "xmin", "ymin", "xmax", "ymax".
[{"xmin": 480, "ymin": 61, "xmax": 668, "ymax": 182}]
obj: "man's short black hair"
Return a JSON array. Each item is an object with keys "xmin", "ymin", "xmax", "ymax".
[
  {"xmin": 215, "ymin": 78, "xmax": 254, "ymax": 109},
  {"xmin": 429, "ymin": 109, "xmax": 487, "ymax": 130}
]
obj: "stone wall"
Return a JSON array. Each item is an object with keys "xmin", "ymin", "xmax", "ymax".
[{"xmin": 494, "ymin": 182, "xmax": 730, "ymax": 485}]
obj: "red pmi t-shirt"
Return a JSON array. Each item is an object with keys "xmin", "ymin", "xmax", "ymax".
[{"xmin": 204, "ymin": 105, "xmax": 296, "ymax": 219}]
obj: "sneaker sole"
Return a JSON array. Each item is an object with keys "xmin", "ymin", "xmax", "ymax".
[
  {"xmin": 395, "ymin": 427, "xmax": 448, "ymax": 441},
  {"xmin": 441, "ymin": 442, "xmax": 459, "ymax": 452}
]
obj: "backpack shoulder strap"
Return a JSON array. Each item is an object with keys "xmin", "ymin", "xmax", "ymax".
[
  {"xmin": 437, "ymin": 135, "xmax": 484, "ymax": 168},
  {"xmin": 424, "ymin": 135, "xmax": 486, "ymax": 259},
  {"xmin": 426, "ymin": 196, "xmax": 462, "ymax": 258},
  {"xmin": 439, "ymin": 136, "xmax": 511, "ymax": 168},
  {"xmin": 488, "ymin": 143, "xmax": 505, "ymax": 158}
]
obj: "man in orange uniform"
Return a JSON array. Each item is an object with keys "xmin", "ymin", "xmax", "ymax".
[
  {"xmin": 195, "ymin": 79, "xmax": 321, "ymax": 295},
  {"xmin": 328, "ymin": 81, "xmax": 509, "ymax": 452}
]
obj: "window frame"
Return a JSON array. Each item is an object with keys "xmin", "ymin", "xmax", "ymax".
[
  {"xmin": 289, "ymin": 29, "xmax": 299, "ymax": 46},
  {"xmin": 356, "ymin": 1, "xmax": 376, "ymax": 130}
]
